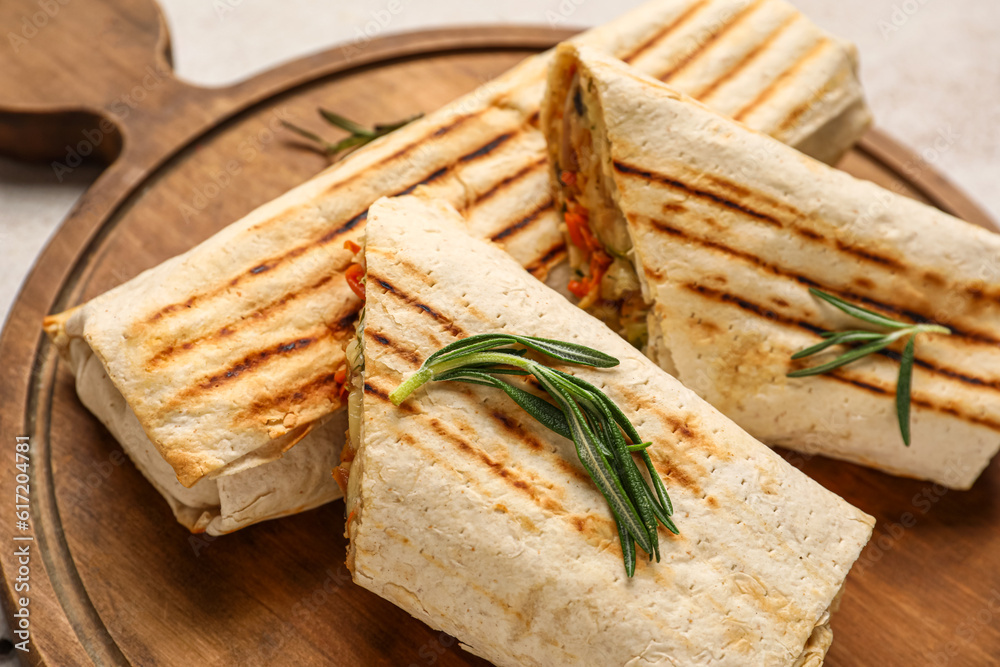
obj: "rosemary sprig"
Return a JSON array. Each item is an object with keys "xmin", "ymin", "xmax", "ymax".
[
  {"xmin": 788, "ymin": 288, "xmax": 951, "ymax": 445},
  {"xmin": 282, "ymin": 109, "xmax": 422, "ymax": 158},
  {"xmin": 389, "ymin": 333, "xmax": 677, "ymax": 576}
]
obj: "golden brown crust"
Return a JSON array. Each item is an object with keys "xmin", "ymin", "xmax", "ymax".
[
  {"xmin": 44, "ymin": 0, "xmax": 872, "ymax": 491},
  {"xmin": 347, "ymin": 195, "xmax": 874, "ymax": 666},
  {"xmin": 544, "ymin": 44, "xmax": 1000, "ymax": 489}
]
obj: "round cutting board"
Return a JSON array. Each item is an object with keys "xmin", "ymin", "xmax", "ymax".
[{"xmin": 0, "ymin": 1, "xmax": 997, "ymax": 665}]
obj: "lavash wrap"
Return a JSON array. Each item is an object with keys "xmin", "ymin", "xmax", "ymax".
[
  {"xmin": 542, "ymin": 43, "xmax": 1000, "ymax": 489},
  {"xmin": 43, "ymin": 0, "xmax": 873, "ymax": 534},
  {"xmin": 344, "ymin": 195, "xmax": 874, "ymax": 667}
]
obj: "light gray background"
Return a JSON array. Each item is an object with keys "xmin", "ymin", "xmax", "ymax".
[{"xmin": 1, "ymin": 0, "xmax": 998, "ymax": 661}]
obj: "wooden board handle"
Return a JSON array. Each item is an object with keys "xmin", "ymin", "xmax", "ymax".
[{"xmin": 0, "ymin": 0, "xmax": 238, "ymax": 169}]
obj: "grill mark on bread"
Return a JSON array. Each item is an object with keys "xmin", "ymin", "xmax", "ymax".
[
  {"xmin": 364, "ymin": 328, "xmax": 421, "ymax": 366},
  {"xmin": 387, "ymin": 130, "xmax": 521, "ymax": 197},
  {"xmin": 460, "ymin": 132, "xmax": 515, "ymax": 162},
  {"xmin": 812, "ymin": 372, "xmax": 1000, "ymax": 431},
  {"xmin": 689, "ymin": 281, "xmax": 990, "ymax": 383},
  {"xmin": 733, "ymin": 38, "xmax": 831, "ymax": 122},
  {"xmin": 418, "ymin": 380, "xmax": 595, "ymax": 486},
  {"xmin": 615, "ymin": 161, "xmax": 783, "ymax": 229},
  {"xmin": 394, "ymin": 128, "xmax": 529, "ymax": 202},
  {"xmin": 884, "ymin": 348, "xmax": 994, "ymax": 388},
  {"xmin": 145, "ymin": 297, "xmax": 196, "ymax": 323},
  {"xmin": 776, "ymin": 66, "xmax": 846, "ymax": 134},
  {"xmin": 364, "ymin": 249, "xmax": 437, "ymax": 288},
  {"xmin": 363, "ymin": 381, "xmax": 391, "ymax": 402},
  {"xmin": 681, "ymin": 283, "xmax": 1000, "ymax": 408},
  {"xmin": 658, "ymin": 0, "xmax": 765, "ymax": 83},
  {"xmin": 393, "ymin": 166, "xmax": 448, "ymax": 196},
  {"xmin": 424, "ymin": 417, "xmax": 565, "ymax": 513},
  {"xmin": 695, "ymin": 13, "xmax": 799, "ymax": 101},
  {"xmin": 142, "ymin": 116, "xmax": 509, "ymax": 328},
  {"xmin": 405, "ymin": 422, "xmax": 622, "ymax": 551},
  {"xmin": 142, "ymin": 211, "xmax": 364, "ymax": 326},
  {"xmin": 367, "ymin": 273, "xmax": 465, "ymax": 337},
  {"xmin": 525, "ymin": 242, "xmax": 568, "ymax": 276},
  {"xmin": 185, "ymin": 329, "xmax": 334, "ymax": 397},
  {"xmin": 485, "ymin": 407, "xmax": 592, "ymax": 484},
  {"xmin": 623, "ymin": 0, "xmax": 710, "ymax": 64},
  {"xmin": 655, "ymin": 457, "xmax": 704, "ymax": 496},
  {"xmin": 609, "ymin": 383, "xmax": 724, "ymax": 486},
  {"xmin": 490, "ymin": 199, "xmax": 556, "ymax": 242},
  {"xmin": 615, "ymin": 161, "xmax": 911, "ymax": 271},
  {"xmin": 241, "ymin": 112, "xmax": 478, "ymax": 235},
  {"xmin": 698, "ymin": 172, "xmax": 803, "ymax": 220},
  {"xmin": 643, "ymin": 216, "xmax": 996, "ymax": 345},
  {"xmin": 832, "ymin": 375, "xmax": 889, "ymax": 395},
  {"xmin": 469, "ymin": 157, "xmax": 547, "ymax": 208},
  {"xmin": 237, "ymin": 369, "xmax": 344, "ymax": 421},
  {"xmin": 144, "ymin": 274, "xmax": 355, "ymax": 369},
  {"xmin": 320, "ymin": 111, "xmax": 476, "ymax": 200},
  {"xmin": 367, "ymin": 383, "xmax": 608, "ymax": 517}
]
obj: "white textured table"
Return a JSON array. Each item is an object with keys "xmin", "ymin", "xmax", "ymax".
[{"xmin": 1, "ymin": 0, "xmax": 998, "ymax": 662}]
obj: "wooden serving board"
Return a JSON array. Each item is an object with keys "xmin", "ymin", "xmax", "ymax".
[{"xmin": 1, "ymin": 1, "xmax": 997, "ymax": 665}]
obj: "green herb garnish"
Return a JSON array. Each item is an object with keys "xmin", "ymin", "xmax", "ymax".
[
  {"xmin": 389, "ymin": 333, "xmax": 677, "ymax": 576},
  {"xmin": 788, "ymin": 288, "xmax": 951, "ymax": 445},
  {"xmin": 282, "ymin": 109, "xmax": 422, "ymax": 159}
]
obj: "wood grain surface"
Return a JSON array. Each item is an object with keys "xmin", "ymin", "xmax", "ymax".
[{"xmin": 0, "ymin": 0, "xmax": 996, "ymax": 665}]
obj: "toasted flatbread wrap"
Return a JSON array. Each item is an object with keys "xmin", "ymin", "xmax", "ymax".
[
  {"xmin": 43, "ymin": 0, "xmax": 872, "ymax": 534},
  {"xmin": 542, "ymin": 43, "xmax": 1000, "ymax": 490},
  {"xmin": 342, "ymin": 195, "xmax": 874, "ymax": 667}
]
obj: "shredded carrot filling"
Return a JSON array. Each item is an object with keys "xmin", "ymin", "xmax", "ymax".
[
  {"xmin": 346, "ymin": 509, "xmax": 357, "ymax": 529},
  {"xmin": 343, "ymin": 240, "xmax": 361, "ymax": 254},
  {"xmin": 564, "ymin": 207, "xmax": 590, "ymax": 252},
  {"xmin": 564, "ymin": 194, "xmax": 611, "ymax": 300},
  {"xmin": 334, "ymin": 365, "xmax": 350, "ymax": 400},
  {"xmin": 332, "ymin": 465, "xmax": 350, "ymax": 494},
  {"xmin": 560, "ymin": 170, "xmax": 577, "ymax": 187},
  {"xmin": 345, "ymin": 264, "xmax": 366, "ymax": 300}
]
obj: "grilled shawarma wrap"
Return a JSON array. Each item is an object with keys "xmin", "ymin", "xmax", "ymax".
[
  {"xmin": 342, "ymin": 195, "xmax": 874, "ymax": 667},
  {"xmin": 43, "ymin": 0, "xmax": 872, "ymax": 534},
  {"xmin": 542, "ymin": 43, "xmax": 1000, "ymax": 489}
]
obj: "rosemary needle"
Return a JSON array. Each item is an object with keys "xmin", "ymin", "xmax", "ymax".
[
  {"xmin": 389, "ymin": 333, "xmax": 677, "ymax": 576},
  {"xmin": 282, "ymin": 109, "xmax": 422, "ymax": 159},
  {"xmin": 788, "ymin": 288, "xmax": 951, "ymax": 445}
]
